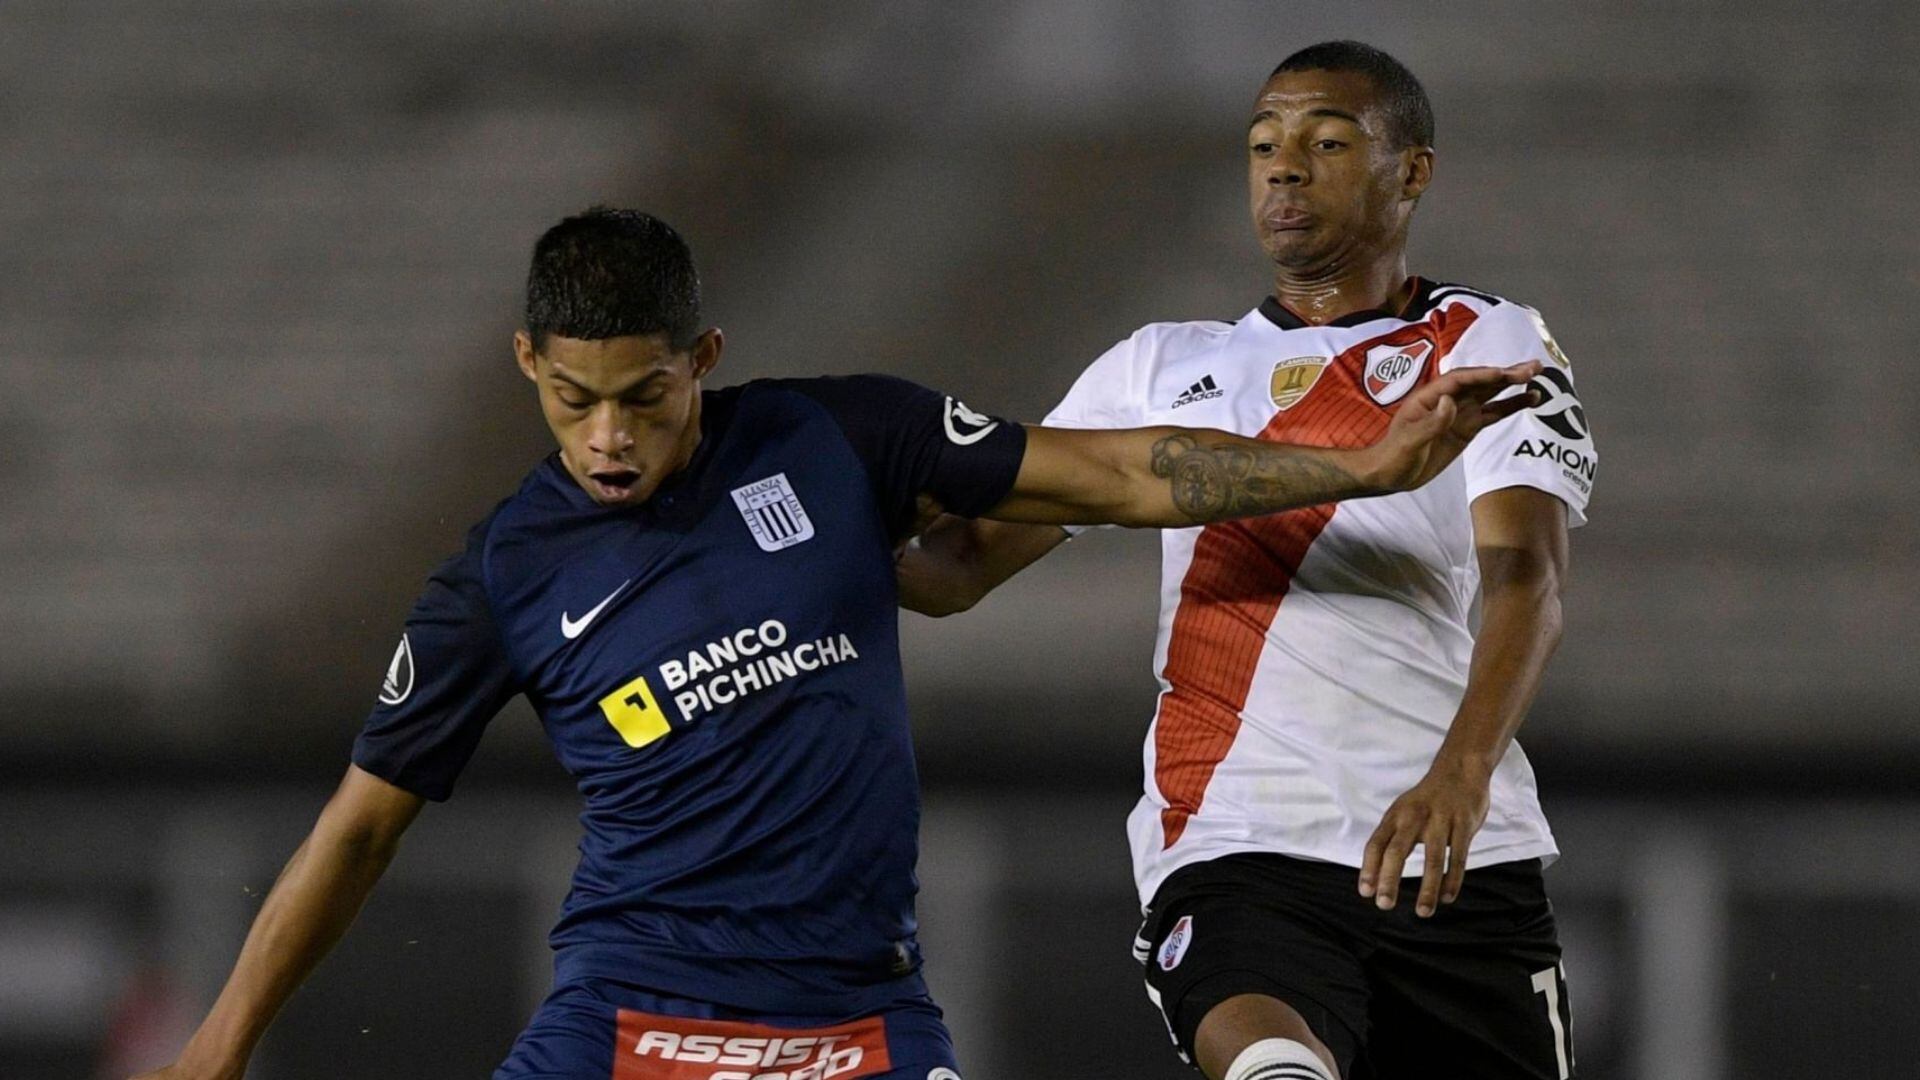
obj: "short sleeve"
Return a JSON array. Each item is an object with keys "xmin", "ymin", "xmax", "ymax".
[
  {"xmin": 1041, "ymin": 330, "xmax": 1152, "ymax": 535},
  {"xmin": 1446, "ymin": 304, "xmax": 1596, "ymax": 527},
  {"xmin": 1043, "ymin": 331, "xmax": 1149, "ymax": 432},
  {"xmin": 351, "ymin": 532, "xmax": 519, "ymax": 801},
  {"xmin": 779, "ymin": 375, "xmax": 1028, "ymax": 537}
]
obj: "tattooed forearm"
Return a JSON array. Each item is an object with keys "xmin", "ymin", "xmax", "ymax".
[{"xmin": 1149, "ymin": 433, "xmax": 1369, "ymax": 523}]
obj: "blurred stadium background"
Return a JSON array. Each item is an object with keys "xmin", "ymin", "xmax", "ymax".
[{"xmin": 3, "ymin": 2, "xmax": 1917, "ymax": 1077}]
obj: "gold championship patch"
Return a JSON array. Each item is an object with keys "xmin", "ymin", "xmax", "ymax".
[{"xmin": 1270, "ymin": 356, "xmax": 1331, "ymax": 411}]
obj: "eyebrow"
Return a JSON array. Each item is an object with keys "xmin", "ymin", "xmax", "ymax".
[
  {"xmin": 1249, "ymin": 106, "xmax": 1365, "ymax": 129},
  {"xmin": 549, "ymin": 368, "xmax": 669, "ymax": 397}
]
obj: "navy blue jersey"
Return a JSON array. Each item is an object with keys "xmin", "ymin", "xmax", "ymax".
[{"xmin": 352, "ymin": 375, "xmax": 1027, "ymax": 1016}]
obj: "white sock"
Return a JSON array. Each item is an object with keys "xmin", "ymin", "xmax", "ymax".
[{"xmin": 1223, "ymin": 1037, "xmax": 1337, "ymax": 1080}]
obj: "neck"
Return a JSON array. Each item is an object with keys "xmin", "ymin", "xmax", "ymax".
[
  {"xmin": 1271, "ymin": 247, "xmax": 1412, "ymax": 325},
  {"xmin": 666, "ymin": 395, "xmax": 706, "ymax": 478}
]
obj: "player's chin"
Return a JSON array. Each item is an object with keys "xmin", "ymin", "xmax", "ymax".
[{"xmin": 1260, "ymin": 229, "xmax": 1324, "ymax": 268}]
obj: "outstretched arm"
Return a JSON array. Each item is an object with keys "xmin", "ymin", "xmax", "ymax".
[
  {"xmin": 132, "ymin": 765, "xmax": 425, "ymax": 1080},
  {"xmin": 983, "ymin": 362, "xmax": 1539, "ymax": 529},
  {"xmin": 897, "ymin": 363, "xmax": 1537, "ymax": 615}
]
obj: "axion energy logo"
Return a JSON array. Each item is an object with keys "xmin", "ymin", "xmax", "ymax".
[{"xmin": 614, "ymin": 1009, "xmax": 892, "ymax": 1080}]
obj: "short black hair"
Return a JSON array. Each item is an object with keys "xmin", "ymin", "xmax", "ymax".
[
  {"xmin": 1271, "ymin": 40, "xmax": 1434, "ymax": 149},
  {"xmin": 524, "ymin": 207, "xmax": 701, "ymax": 351}
]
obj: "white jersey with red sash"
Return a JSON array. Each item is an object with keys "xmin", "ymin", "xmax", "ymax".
[{"xmin": 1045, "ymin": 280, "xmax": 1596, "ymax": 904}]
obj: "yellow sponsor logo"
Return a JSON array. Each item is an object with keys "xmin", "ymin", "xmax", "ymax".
[
  {"xmin": 599, "ymin": 673, "xmax": 671, "ymax": 748},
  {"xmin": 1270, "ymin": 356, "xmax": 1331, "ymax": 411}
]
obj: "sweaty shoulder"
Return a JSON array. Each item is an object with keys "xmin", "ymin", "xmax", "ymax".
[
  {"xmin": 1433, "ymin": 284, "xmax": 1596, "ymax": 524},
  {"xmin": 1425, "ymin": 284, "xmax": 1572, "ymax": 374},
  {"xmin": 1131, "ymin": 318, "xmax": 1237, "ymax": 354},
  {"xmin": 1045, "ymin": 318, "xmax": 1233, "ymax": 430}
]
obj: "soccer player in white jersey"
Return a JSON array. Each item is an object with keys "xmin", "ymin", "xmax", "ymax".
[{"xmin": 899, "ymin": 41, "xmax": 1594, "ymax": 1080}]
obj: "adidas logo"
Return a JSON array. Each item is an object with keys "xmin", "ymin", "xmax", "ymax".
[{"xmin": 1171, "ymin": 375, "xmax": 1224, "ymax": 408}]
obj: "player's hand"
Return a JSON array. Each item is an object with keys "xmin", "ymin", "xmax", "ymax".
[
  {"xmin": 1357, "ymin": 759, "xmax": 1493, "ymax": 917},
  {"xmin": 896, "ymin": 494, "xmax": 946, "ymax": 556},
  {"xmin": 906, "ymin": 495, "xmax": 952, "ymax": 545},
  {"xmin": 1364, "ymin": 362, "xmax": 1542, "ymax": 492}
]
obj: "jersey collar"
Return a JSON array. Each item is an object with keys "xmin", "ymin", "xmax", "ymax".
[{"xmin": 1255, "ymin": 276, "xmax": 1433, "ymax": 331}]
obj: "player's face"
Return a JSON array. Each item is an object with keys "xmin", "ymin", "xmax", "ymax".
[
  {"xmin": 514, "ymin": 328, "xmax": 723, "ymax": 507},
  {"xmin": 1246, "ymin": 68, "xmax": 1432, "ymax": 272}
]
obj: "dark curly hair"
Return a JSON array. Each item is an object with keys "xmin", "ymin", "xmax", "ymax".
[{"xmin": 523, "ymin": 207, "xmax": 701, "ymax": 351}]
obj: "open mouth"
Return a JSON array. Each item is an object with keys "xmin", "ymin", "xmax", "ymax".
[{"xmin": 585, "ymin": 468, "xmax": 641, "ymax": 502}]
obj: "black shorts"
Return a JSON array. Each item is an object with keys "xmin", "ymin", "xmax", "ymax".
[{"xmin": 1136, "ymin": 853, "xmax": 1575, "ymax": 1080}]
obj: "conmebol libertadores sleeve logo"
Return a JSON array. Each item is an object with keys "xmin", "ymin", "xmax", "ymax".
[
  {"xmin": 942, "ymin": 396, "xmax": 1000, "ymax": 445},
  {"xmin": 378, "ymin": 634, "xmax": 414, "ymax": 706}
]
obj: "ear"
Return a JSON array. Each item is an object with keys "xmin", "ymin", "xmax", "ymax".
[
  {"xmin": 1402, "ymin": 145, "xmax": 1435, "ymax": 201},
  {"xmin": 690, "ymin": 327, "xmax": 724, "ymax": 381},
  {"xmin": 513, "ymin": 330, "xmax": 541, "ymax": 383}
]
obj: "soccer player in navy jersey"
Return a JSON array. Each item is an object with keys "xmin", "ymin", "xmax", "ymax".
[{"xmin": 134, "ymin": 207, "xmax": 1535, "ymax": 1080}]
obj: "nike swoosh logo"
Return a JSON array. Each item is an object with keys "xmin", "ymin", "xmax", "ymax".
[{"xmin": 561, "ymin": 580, "xmax": 631, "ymax": 640}]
